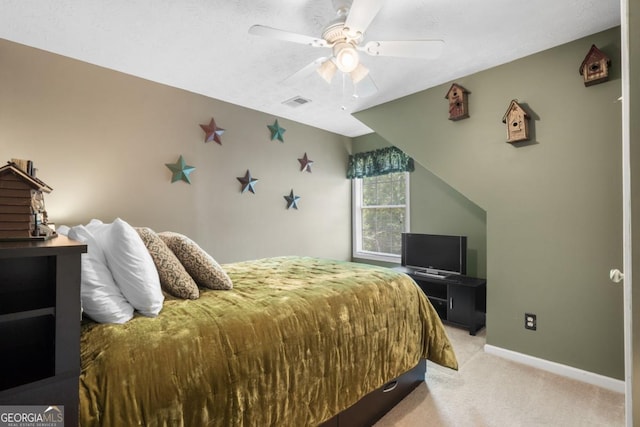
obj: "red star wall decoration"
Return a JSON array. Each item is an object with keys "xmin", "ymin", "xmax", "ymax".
[
  {"xmin": 298, "ymin": 152, "xmax": 314, "ymax": 173},
  {"xmin": 236, "ymin": 170, "xmax": 258, "ymax": 194},
  {"xmin": 200, "ymin": 117, "xmax": 225, "ymax": 144}
]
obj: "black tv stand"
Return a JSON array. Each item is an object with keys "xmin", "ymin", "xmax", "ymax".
[{"xmin": 395, "ymin": 266, "xmax": 486, "ymax": 335}]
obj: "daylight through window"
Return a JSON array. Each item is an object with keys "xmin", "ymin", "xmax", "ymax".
[{"xmin": 353, "ymin": 172, "xmax": 409, "ymax": 262}]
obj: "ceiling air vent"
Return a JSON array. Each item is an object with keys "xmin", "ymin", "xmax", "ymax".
[{"xmin": 282, "ymin": 96, "xmax": 312, "ymax": 108}]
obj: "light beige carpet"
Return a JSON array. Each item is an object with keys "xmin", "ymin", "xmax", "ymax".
[{"xmin": 375, "ymin": 326, "xmax": 625, "ymax": 427}]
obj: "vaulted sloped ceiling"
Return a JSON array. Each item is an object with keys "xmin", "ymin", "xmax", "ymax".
[{"xmin": 0, "ymin": 0, "xmax": 620, "ymax": 137}]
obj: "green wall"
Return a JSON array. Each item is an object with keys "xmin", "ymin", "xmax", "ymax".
[
  {"xmin": 355, "ymin": 27, "xmax": 624, "ymax": 379},
  {"xmin": 352, "ymin": 133, "xmax": 487, "ymax": 278}
]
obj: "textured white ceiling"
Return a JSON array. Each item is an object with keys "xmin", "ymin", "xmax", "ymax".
[{"xmin": 0, "ymin": 0, "xmax": 620, "ymax": 137}]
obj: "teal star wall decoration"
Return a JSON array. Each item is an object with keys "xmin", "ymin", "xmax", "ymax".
[
  {"xmin": 165, "ymin": 155, "xmax": 196, "ymax": 184},
  {"xmin": 284, "ymin": 189, "xmax": 300, "ymax": 209},
  {"xmin": 298, "ymin": 152, "xmax": 314, "ymax": 172},
  {"xmin": 237, "ymin": 170, "xmax": 258, "ymax": 194},
  {"xmin": 268, "ymin": 119, "xmax": 286, "ymax": 142},
  {"xmin": 200, "ymin": 117, "xmax": 225, "ymax": 144}
]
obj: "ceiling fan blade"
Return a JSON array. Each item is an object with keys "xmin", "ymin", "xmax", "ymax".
[
  {"xmin": 354, "ymin": 73, "xmax": 378, "ymax": 98},
  {"xmin": 281, "ymin": 57, "xmax": 328, "ymax": 85},
  {"xmin": 361, "ymin": 40, "xmax": 445, "ymax": 59},
  {"xmin": 344, "ymin": 0, "xmax": 384, "ymax": 38},
  {"xmin": 249, "ymin": 25, "xmax": 328, "ymax": 47}
]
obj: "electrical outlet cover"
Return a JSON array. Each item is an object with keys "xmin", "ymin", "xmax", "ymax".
[{"xmin": 525, "ymin": 313, "xmax": 537, "ymax": 330}]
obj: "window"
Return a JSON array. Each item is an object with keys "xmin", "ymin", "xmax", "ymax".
[{"xmin": 353, "ymin": 172, "xmax": 410, "ymax": 262}]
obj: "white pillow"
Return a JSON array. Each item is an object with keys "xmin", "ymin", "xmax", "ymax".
[
  {"xmin": 91, "ymin": 218, "xmax": 164, "ymax": 317},
  {"xmin": 68, "ymin": 225, "xmax": 135, "ymax": 324},
  {"xmin": 56, "ymin": 225, "xmax": 70, "ymax": 236}
]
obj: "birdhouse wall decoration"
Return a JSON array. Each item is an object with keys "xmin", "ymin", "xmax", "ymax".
[
  {"xmin": 502, "ymin": 100, "xmax": 530, "ymax": 143},
  {"xmin": 0, "ymin": 161, "xmax": 54, "ymax": 240},
  {"xmin": 444, "ymin": 83, "xmax": 470, "ymax": 121},
  {"xmin": 579, "ymin": 44, "xmax": 611, "ymax": 87}
]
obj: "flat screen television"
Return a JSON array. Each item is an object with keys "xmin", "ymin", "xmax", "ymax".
[{"xmin": 401, "ymin": 233, "xmax": 467, "ymax": 276}]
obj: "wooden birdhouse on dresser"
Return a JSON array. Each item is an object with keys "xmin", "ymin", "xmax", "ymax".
[
  {"xmin": 502, "ymin": 100, "xmax": 530, "ymax": 143},
  {"xmin": 444, "ymin": 83, "xmax": 470, "ymax": 121},
  {"xmin": 579, "ymin": 44, "xmax": 611, "ymax": 87},
  {"xmin": 0, "ymin": 162, "xmax": 54, "ymax": 240}
]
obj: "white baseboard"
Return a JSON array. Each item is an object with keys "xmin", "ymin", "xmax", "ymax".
[{"xmin": 484, "ymin": 344, "xmax": 625, "ymax": 394}]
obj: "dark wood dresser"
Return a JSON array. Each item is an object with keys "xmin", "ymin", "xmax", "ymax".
[{"xmin": 0, "ymin": 236, "xmax": 86, "ymax": 426}]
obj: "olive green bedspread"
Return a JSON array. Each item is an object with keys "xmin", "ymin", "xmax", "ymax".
[{"xmin": 79, "ymin": 257, "xmax": 457, "ymax": 426}]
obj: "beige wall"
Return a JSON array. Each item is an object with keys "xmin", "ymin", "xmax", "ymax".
[
  {"xmin": 356, "ymin": 27, "xmax": 624, "ymax": 379},
  {"xmin": 0, "ymin": 39, "xmax": 352, "ymax": 263}
]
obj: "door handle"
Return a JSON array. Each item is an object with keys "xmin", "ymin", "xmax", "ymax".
[{"xmin": 610, "ymin": 269, "xmax": 624, "ymax": 283}]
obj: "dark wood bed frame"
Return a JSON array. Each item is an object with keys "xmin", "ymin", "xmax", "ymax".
[{"xmin": 319, "ymin": 359, "xmax": 426, "ymax": 427}]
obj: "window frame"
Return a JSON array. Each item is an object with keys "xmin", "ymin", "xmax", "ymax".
[{"xmin": 352, "ymin": 172, "xmax": 410, "ymax": 263}]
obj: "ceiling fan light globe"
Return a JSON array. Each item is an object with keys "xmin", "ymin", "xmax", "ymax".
[
  {"xmin": 350, "ymin": 63, "xmax": 369, "ymax": 83},
  {"xmin": 317, "ymin": 59, "xmax": 338, "ymax": 83},
  {"xmin": 334, "ymin": 42, "xmax": 359, "ymax": 73}
]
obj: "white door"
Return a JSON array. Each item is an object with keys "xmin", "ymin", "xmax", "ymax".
[{"xmin": 620, "ymin": 0, "xmax": 635, "ymax": 425}]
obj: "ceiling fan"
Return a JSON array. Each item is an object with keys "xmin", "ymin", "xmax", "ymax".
[{"xmin": 248, "ymin": 0, "xmax": 444, "ymax": 98}]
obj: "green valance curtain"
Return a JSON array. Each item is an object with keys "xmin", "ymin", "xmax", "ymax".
[{"xmin": 347, "ymin": 146, "xmax": 415, "ymax": 179}]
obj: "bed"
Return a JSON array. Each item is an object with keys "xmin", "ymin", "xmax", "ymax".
[{"xmin": 78, "ymin": 256, "xmax": 457, "ymax": 426}]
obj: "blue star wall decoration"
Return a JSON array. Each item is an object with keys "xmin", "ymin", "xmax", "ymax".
[
  {"xmin": 165, "ymin": 155, "xmax": 196, "ymax": 184},
  {"xmin": 284, "ymin": 189, "xmax": 300, "ymax": 209},
  {"xmin": 268, "ymin": 119, "xmax": 286, "ymax": 142},
  {"xmin": 200, "ymin": 117, "xmax": 225, "ymax": 144},
  {"xmin": 298, "ymin": 152, "xmax": 314, "ymax": 172},
  {"xmin": 236, "ymin": 170, "xmax": 258, "ymax": 194}
]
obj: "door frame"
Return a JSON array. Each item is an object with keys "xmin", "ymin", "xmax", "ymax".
[{"xmin": 620, "ymin": 0, "xmax": 632, "ymax": 424}]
